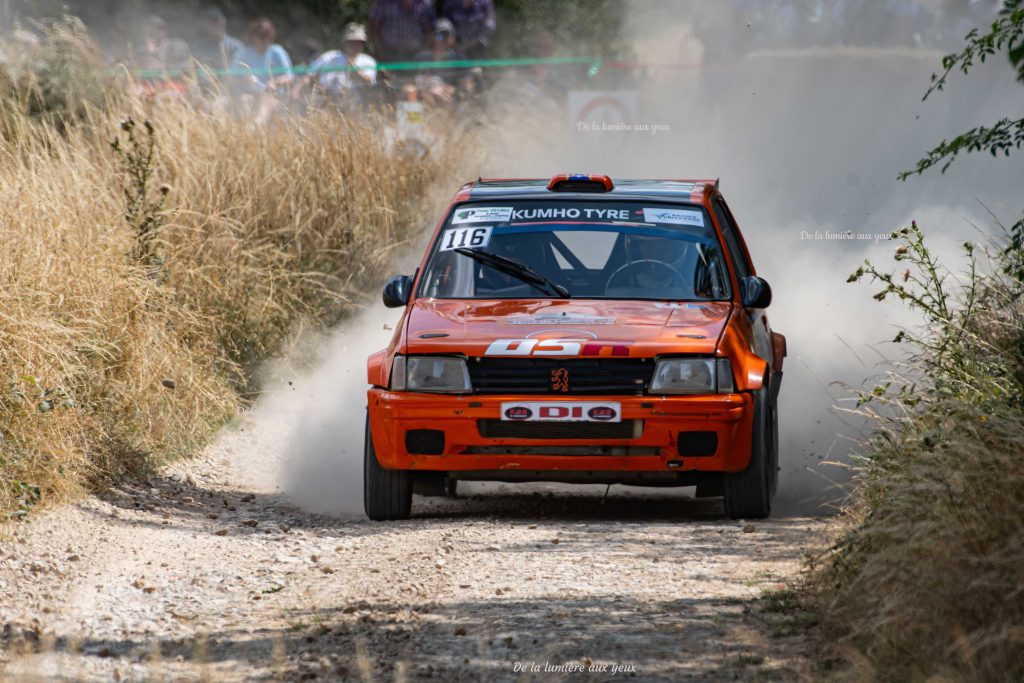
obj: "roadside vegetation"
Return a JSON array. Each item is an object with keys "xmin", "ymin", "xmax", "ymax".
[
  {"xmin": 812, "ymin": 221, "xmax": 1024, "ymax": 680},
  {"xmin": 0, "ymin": 21, "xmax": 450, "ymax": 517},
  {"xmin": 809, "ymin": 5, "xmax": 1024, "ymax": 679}
]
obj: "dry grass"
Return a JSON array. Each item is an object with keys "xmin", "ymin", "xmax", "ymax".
[
  {"xmin": 813, "ymin": 223, "xmax": 1024, "ymax": 681},
  {"xmin": 0, "ymin": 24, "xmax": 453, "ymax": 516}
]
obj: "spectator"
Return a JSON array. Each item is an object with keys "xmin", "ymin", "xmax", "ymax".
[
  {"xmin": 162, "ymin": 37, "xmax": 193, "ymax": 74},
  {"xmin": 525, "ymin": 30, "xmax": 566, "ymax": 94},
  {"xmin": 193, "ymin": 7, "xmax": 243, "ymax": 70},
  {"xmin": 232, "ymin": 18, "xmax": 293, "ymax": 94},
  {"xmin": 132, "ymin": 15, "xmax": 198, "ymax": 74},
  {"xmin": 441, "ymin": 0, "xmax": 496, "ymax": 58},
  {"xmin": 369, "ymin": 0, "xmax": 435, "ymax": 63},
  {"xmin": 137, "ymin": 15, "xmax": 169, "ymax": 70},
  {"xmin": 414, "ymin": 18, "xmax": 475, "ymax": 104},
  {"xmin": 298, "ymin": 23, "xmax": 377, "ymax": 103},
  {"xmin": 141, "ymin": 38, "xmax": 195, "ymax": 100}
]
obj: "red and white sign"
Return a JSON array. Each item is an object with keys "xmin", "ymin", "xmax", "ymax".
[
  {"xmin": 568, "ymin": 90, "xmax": 638, "ymax": 133},
  {"xmin": 500, "ymin": 402, "xmax": 621, "ymax": 423}
]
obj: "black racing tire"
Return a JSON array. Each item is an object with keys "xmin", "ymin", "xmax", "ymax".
[
  {"xmin": 723, "ymin": 387, "xmax": 773, "ymax": 519},
  {"xmin": 363, "ymin": 414, "xmax": 412, "ymax": 521},
  {"xmin": 767, "ymin": 389, "xmax": 780, "ymax": 497}
]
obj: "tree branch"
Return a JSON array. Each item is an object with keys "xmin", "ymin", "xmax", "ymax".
[
  {"xmin": 925, "ymin": 7, "xmax": 1024, "ymax": 100},
  {"xmin": 899, "ymin": 117, "xmax": 1024, "ymax": 179}
]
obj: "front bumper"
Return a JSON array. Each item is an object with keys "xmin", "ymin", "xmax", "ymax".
[{"xmin": 366, "ymin": 389, "xmax": 754, "ymax": 474}]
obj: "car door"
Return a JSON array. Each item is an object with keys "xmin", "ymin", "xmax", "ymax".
[{"xmin": 711, "ymin": 196, "xmax": 774, "ymax": 370}]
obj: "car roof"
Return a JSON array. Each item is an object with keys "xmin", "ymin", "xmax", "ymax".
[{"xmin": 461, "ymin": 178, "xmax": 719, "ymax": 203}]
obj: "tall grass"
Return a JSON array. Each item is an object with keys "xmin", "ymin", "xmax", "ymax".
[
  {"xmin": 0, "ymin": 17, "xmax": 111, "ymax": 133},
  {"xmin": 0, "ymin": 23, "xmax": 451, "ymax": 516},
  {"xmin": 813, "ymin": 221, "xmax": 1024, "ymax": 681}
]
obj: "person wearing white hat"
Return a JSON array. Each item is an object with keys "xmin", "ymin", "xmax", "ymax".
[{"xmin": 297, "ymin": 22, "xmax": 377, "ymax": 102}]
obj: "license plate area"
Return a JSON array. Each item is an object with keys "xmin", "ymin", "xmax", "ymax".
[{"xmin": 500, "ymin": 401, "xmax": 622, "ymax": 423}]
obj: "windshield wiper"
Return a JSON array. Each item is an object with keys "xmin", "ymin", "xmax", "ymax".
[{"xmin": 454, "ymin": 248, "xmax": 571, "ymax": 298}]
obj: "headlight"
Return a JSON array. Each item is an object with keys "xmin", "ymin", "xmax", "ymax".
[
  {"xmin": 649, "ymin": 358, "xmax": 735, "ymax": 395},
  {"xmin": 390, "ymin": 356, "xmax": 472, "ymax": 393}
]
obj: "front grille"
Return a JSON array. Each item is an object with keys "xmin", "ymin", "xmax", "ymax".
[
  {"xmin": 479, "ymin": 419, "xmax": 641, "ymax": 440},
  {"xmin": 467, "ymin": 358, "xmax": 654, "ymax": 396},
  {"xmin": 464, "ymin": 445, "xmax": 659, "ymax": 456}
]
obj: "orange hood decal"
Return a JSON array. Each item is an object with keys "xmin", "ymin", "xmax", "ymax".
[{"xmin": 405, "ymin": 299, "xmax": 731, "ymax": 357}]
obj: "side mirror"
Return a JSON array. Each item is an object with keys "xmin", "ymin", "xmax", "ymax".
[
  {"xmin": 382, "ymin": 275, "xmax": 413, "ymax": 308},
  {"xmin": 740, "ymin": 276, "xmax": 772, "ymax": 309}
]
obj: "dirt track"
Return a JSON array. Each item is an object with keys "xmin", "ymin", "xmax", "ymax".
[{"xmin": 0, "ymin": 420, "xmax": 823, "ymax": 682}]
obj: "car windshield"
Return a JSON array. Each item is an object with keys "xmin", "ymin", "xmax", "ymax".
[{"xmin": 417, "ymin": 200, "xmax": 731, "ymax": 300}]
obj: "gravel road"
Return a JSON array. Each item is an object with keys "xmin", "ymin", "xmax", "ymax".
[{"xmin": 0, "ymin": 413, "xmax": 824, "ymax": 682}]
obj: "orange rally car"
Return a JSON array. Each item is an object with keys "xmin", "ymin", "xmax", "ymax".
[{"xmin": 365, "ymin": 174, "xmax": 786, "ymax": 520}]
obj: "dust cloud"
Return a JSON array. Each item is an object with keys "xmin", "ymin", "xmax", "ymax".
[
  {"xmin": 237, "ymin": 3, "xmax": 1020, "ymax": 517},
  {"xmin": 222, "ymin": 306, "xmax": 403, "ymax": 517},
  {"xmin": 451, "ymin": 1, "xmax": 1021, "ymax": 513}
]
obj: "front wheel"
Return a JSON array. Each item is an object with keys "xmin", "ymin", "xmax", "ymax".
[
  {"xmin": 723, "ymin": 388, "xmax": 774, "ymax": 519},
  {"xmin": 363, "ymin": 414, "xmax": 412, "ymax": 521}
]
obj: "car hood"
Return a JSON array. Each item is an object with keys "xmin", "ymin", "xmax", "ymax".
[{"xmin": 404, "ymin": 299, "xmax": 731, "ymax": 358}]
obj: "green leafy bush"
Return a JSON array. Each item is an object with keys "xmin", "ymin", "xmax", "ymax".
[{"xmin": 815, "ymin": 220, "xmax": 1024, "ymax": 680}]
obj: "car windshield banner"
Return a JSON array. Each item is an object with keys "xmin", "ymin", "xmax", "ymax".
[{"xmin": 446, "ymin": 201, "xmax": 709, "ymax": 230}]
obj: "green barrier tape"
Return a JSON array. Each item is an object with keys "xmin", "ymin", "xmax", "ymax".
[{"xmin": 134, "ymin": 55, "xmax": 605, "ymax": 80}]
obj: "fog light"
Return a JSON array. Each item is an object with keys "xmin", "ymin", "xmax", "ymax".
[
  {"xmin": 677, "ymin": 431, "xmax": 718, "ymax": 457},
  {"xmin": 406, "ymin": 429, "xmax": 445, "ymax": 455}
]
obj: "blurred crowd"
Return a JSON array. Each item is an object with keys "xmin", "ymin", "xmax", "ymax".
[
  {"xmin": 0, "ymin": 0, "xmax": 1014, "ymax": 123},
  {"xmin": 126, "ymin": 1, "xmax": 500, "ymax": 119},
  {"xmin": 0, "ymin": 0, "xmax": 506, "ymax": 124}
]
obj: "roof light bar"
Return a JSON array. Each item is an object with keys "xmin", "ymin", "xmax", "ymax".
[{"xmin": 547, "ymin": 174, "xmax": 615, "ymax": 193}]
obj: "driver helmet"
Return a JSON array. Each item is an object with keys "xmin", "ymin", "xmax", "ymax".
[{"xmin": 624, "ymin": 232, "xmax": 688, "ymax": 266}]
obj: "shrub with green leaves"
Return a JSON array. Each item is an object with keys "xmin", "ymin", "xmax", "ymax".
[{"xmin": 815, "ymin": 221, "xmax": 1024, "ymax": 680}]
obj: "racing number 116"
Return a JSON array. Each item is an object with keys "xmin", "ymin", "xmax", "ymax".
[{"xmin": 440, "ymin": 227, "xmax": 492, "ymax": 252}]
